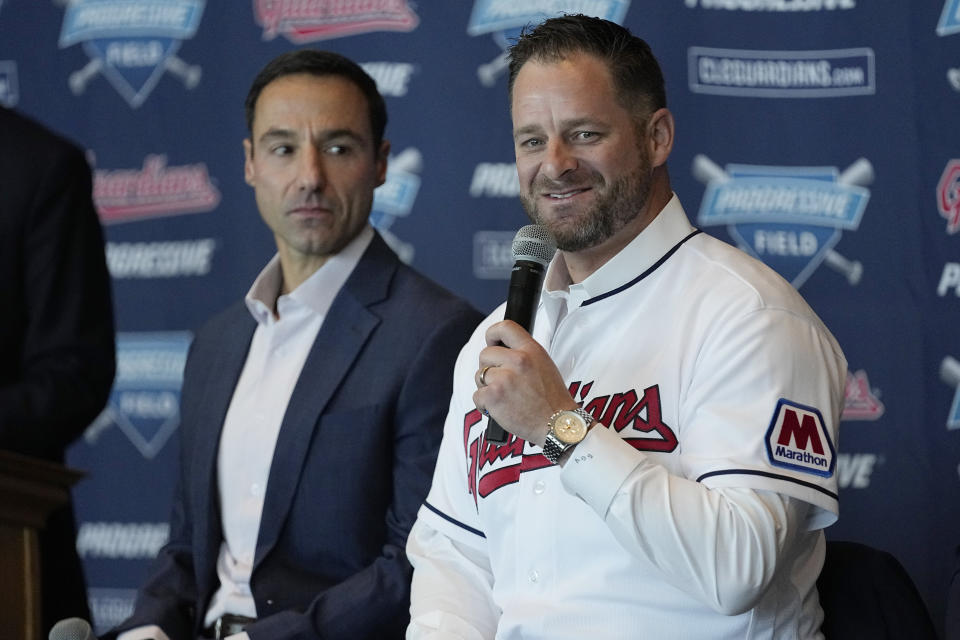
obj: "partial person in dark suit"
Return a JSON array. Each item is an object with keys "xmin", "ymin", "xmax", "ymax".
[
  {"xmin": 0, "ymin": 106, "xmax": 116, "ymax": 633},
  {"xmin": 108, "ymin": 50, "xmax": 481, "ymax": 640}
]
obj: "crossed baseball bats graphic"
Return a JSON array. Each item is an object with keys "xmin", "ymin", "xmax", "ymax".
[{"xmin": 692, "ymin": 154, "xmax": 871, "ymax": 285}]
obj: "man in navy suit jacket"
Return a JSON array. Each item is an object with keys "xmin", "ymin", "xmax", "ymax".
[{"xmin": 109, "ymin": 50, "xmax": 481, "ymax": 640}]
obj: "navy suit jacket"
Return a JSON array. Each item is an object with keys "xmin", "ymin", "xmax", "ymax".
[
  {"xmin": 113, "ymin": 233, "xmax": 481, "ymax": 639},
  {"xmin": 0, "ymin": 107, "xmax": 115, "ymax": 633}
]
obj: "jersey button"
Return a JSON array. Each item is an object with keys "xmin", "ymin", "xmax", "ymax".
[
  {"xmin": 533, "ymin": 480, "xmax": 546, "ymax": 495},
  {"xmin": 528, "ymin": 569, "xmax": 540, "ymax": 583}
]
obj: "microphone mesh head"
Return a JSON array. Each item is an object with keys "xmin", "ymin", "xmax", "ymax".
[
  {"xmin": 512, "ymin": 224, "xmax": 557, "ymax": 266},
  {"xmin": 49, "ymin": 618, "xmax": 93, "ymax": 640}
]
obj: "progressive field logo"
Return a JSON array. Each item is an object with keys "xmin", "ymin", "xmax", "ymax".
[
  {"xmin": 693, "ymin": 154, "xmax": 871, "ymax": 288},
  {"xmin": 59, "ymin": 0, "xmax": 205, "ymax": 108},
  {"xmin": 939, "ymin": 0, "xmax": 960, "ymax": 36},
  {"xmin": 468, "ymin": 0, "xmax": 629, "ymax": 87},
  {"xmin": 765, "ymin": 399, "xmax": 835, "ymax": 476},
  {"xmin": 85, "ymin": 332, "xmax": 192, "ymax": 458}
]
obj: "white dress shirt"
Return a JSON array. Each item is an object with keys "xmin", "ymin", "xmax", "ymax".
[{"xmin": 119, "ymin": 226, "xmax": 373, "ymax": 640}]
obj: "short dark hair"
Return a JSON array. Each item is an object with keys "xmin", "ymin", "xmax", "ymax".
[
  {"xmin": 507, "ymin": 14, "xmax": 666, "ymax": 118},
  {"xmin": 244, "ymin": 49, "xmax": 387, "ymax": 148}
]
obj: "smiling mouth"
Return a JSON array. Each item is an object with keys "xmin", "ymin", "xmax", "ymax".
[{"xmin": 545, "ymin": 188, "xmax": 589, "ymax": 200}]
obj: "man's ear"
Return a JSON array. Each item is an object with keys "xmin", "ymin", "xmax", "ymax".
[
  {"xmin": 647, "ymin": 108, "xmax": 675, "ymax": 168},
  {"xmin": 243, "ymin": 138, "xmax": 255, "ymax": 186}
]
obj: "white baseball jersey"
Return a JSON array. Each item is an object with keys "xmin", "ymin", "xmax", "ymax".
[{"xmin": 408, "ymin": 196, "xmax": 847, "ymax": 640}]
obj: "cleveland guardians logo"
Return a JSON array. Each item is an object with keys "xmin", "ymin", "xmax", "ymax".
[
  {"xmin": 938, "ymin": 159, "xmax": 960, "ymax": 234},
  {"xmin": 59, "ymin": 0, "xmax": 205, "ymax": 108},
  {"xmin": 765, "ymin": 399, "xmax": 835, "ymax": 477},
  {"xmin": 841, "ymin": 369, "xmax": 885, "ymax": 421},
  {"xmin": 693, "ymin": 154, "xmax": 872, "ymax": 288},
  {"xmin": 93, "ymin": 154, "xmax": 221, "ymax": 224},
  {"xmin": 464, "ymin": 381, "xmax": 677, "ymax": 502},
  {"xmin": 253, "ymin": 0, "xmax": 418, "ymax": 43},
  {"xmin": 467, "ymin": 0, "xmax": 630, "ymax": 87}
]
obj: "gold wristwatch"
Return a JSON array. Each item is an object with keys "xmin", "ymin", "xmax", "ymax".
[{"xmin": 542, "ymin": 408, "xmax": 594, "ymax": 464}]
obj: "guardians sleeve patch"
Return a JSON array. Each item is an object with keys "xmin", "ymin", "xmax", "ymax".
[{"xmin": 765, "ymin": 399, "xmax": 835, "ymax": 477}]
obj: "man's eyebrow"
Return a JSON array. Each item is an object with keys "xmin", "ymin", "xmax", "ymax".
[
  {"xmin": 257, "ymin": 127, "xmax": 295, "ymax": 144},
  {"xmin": 513, "ymin": 118, "xmax": 605, "ymax": 140},
  {"xmin": 513, "ymin": 124, "xmax": 543, "ymax": 140},
  {"xmin": 317, "ymin": 128, "xmax": 366, "ymax": 144},
  {"xmin": 257, "ymin": 127, "xmax": 366, "ymax": 145}
]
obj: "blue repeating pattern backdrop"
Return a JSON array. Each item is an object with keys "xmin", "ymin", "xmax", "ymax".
[{"xmin": 1, "ymin": 0, "xmax": 958, "ymax": 635}]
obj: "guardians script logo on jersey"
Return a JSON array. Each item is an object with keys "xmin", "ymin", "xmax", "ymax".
[
  {"xmin": 938, "ymin": 159, "xmax": 960, "ymax": 233},
  {"xmin": 688, "ymin": 47, "xmax": 874, "ymax": 98},
  {"xmin": 765, "ymin": 399, "xmax": 835, "ymax": 476},
  {"xmin": 464, "ymin": 381, "xmax": 678, "ymax": 501},
  {"xmin": 939, "ymin": 0, "xmax": 960, "ymax": 36},
  {"xmin": 694, "ymin": 154, "xmax": 871, "ymax": 288},
  {"xmin": 59, "ymin": 0, "xmax": 205, "ymax": 108},
  {"xmin": 467, "ymin": 0, "xmax": 629, "ymax": 87},
  {"xmin": 84, "ymin": 332, "xmax": 192, "ymax": 458},
  {"xmin": 253, "ymin": 0, "xmax": 418, "ymax": 43},
  {"xmin": 0, "ymin": 60, "xmax": 17, "ymax": 107},
  {"xmin": 93, "ymin": 154, "xmax": 220, "ymax": 224}
]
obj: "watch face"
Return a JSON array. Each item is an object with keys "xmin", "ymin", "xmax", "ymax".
[{"xmin": 554, "ymin": 411, "xmax": 588, "ymax": 444}]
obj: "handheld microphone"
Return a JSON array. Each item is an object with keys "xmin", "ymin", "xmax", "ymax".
[
  {"xmin": 485, "ymin": 224, "xmax": 557, "ymax": 444},
  {"xmin": 49, "ymin": 617, "xmax": 94, "ymax": 640}
]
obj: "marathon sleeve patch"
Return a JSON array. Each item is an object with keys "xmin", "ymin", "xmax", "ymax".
[{"xmin": 765, "ymin": 399, "xmax": 835, "ymax": 477}]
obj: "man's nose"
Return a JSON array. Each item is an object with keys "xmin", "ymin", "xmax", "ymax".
[
  {"xmin": 541, "ymin": 139, "xmax": 578, "ymax": 180},
  {"xmin": 297, "ymin": 145, "xmax": 325, "ymax": 191}
]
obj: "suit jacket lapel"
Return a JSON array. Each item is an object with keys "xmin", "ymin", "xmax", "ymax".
[
  {"xmin": 254, "ymin": 234, "xmax": 398, "ymax": 565},
  {"xmin": 191, "ymin": 307, "xmax": 257, "ymax": 595}
]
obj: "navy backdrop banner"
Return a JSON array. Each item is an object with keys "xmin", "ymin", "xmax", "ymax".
[{"xmin": 1, "ymin": 0, "xmax": 958, "ymax": 635}]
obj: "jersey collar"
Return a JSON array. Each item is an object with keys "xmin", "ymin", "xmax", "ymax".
[{"xmin": 542, "ymin": 194, "xmax": 696, "ymax": 307}]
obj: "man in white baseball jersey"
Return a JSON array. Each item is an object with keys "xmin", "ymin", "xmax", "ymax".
[{"xmin": 406, "ymin": 15, "xmax": 847, "ymax": 640}]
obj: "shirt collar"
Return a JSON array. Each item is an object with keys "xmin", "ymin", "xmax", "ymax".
[
  {"xmin": 543, "ymin": 194, "xmax": 694, "ymax": 308},
  {"xmin": 244, "ymin": 225, "xmax": 375, "ymax": 324}
]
